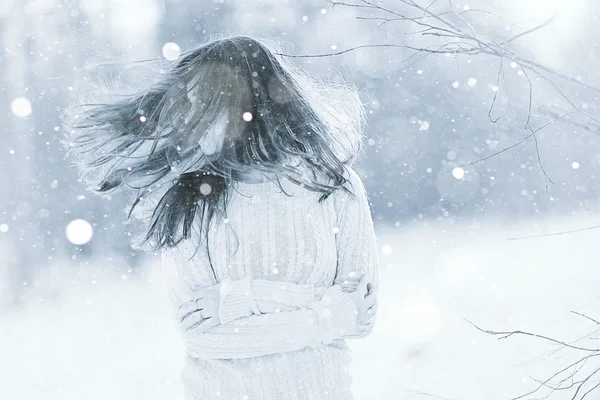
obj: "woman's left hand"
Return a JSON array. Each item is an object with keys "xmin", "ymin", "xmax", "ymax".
[
  {"xmin": 177, "ymin": 284, "xmax": 221, "ymax": 333},
  {"xmin": 358, "ymin": 283, "xmax": 377, "ymax": 327}
]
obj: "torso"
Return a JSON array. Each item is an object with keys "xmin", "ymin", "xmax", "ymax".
[
  {"xmin": 177, "ymin": 177, "xmax": 354, "ymax": 400},
  {"xmin": 206, "ymin": 177, "xmax": 339, "ymax": 286}
]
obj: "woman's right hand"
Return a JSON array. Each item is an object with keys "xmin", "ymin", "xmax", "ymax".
[{"xmin": 344, "ymin": 275, "xmax": 377, "ymax": 325}]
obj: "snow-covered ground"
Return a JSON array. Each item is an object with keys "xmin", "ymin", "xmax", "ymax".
[{"xmin": 2, "ymin": 217, "xmax": 599, "ymax": 400}]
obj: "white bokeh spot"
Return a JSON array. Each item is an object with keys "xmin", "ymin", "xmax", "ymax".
[
  {"xmin": 200, "ymin": 183, "xmax": 212, "ymax": 196},
  {"xmin": 66, "ymin": 219, "xmax": 94, "ymax": 245},
  {"xmin": 11, "ymin": 97, "xmax": 32, "ymax": 117},
  {"xmin": 452, "ymin": 167, "xmax": 465, "ymax": 179},
  {"xmin": 162, "ymin": 42, "xmax": 181, "ymax": 60}
]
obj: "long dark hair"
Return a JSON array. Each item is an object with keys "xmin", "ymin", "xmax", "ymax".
[{"xmin": 63, "ymin": 34, "xmax": 366, "ymax": 253}]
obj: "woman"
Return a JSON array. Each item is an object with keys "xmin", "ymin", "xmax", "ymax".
[{"xmin": 64, "ymin": 34, "xmax": 379, "ymax": 399}]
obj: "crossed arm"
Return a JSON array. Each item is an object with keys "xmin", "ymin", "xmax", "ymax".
[{"xmin": 161, "ymin": 168, "xmax": 379, "ymax": 359}]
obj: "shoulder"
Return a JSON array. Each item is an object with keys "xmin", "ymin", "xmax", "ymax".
[
  {"xmin": 332, "ymin": 167, "xmax": 368, "ymax": 210},
  {"xmin": 340, "ymin": 167, "xmax": 367, "ymax": 197},
  {"xmin": 345, "ymin": 167, "xmax": 364, "ymax": 188}
]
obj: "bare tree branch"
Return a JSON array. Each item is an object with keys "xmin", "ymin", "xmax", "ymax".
[
  {"xmin": 570, "ymin": 366, "xmax": 600, "ymax": 400},
  {"xmin": 516, "ymin": 353, "xmax": 600, "ymax": 400},
  {"xmin": 277, "ymin": 0, "xmax": 600, "ymax": 145},
  {"xmin": 468, "ymin": 318, "xmax": 600, "ymax": 400},
  {"xmin": 465, "ymin": 319, "xmax": 600, "ymax": 352},
  {"xmin": 276, "ymin": 43, "xmax": 481, "ymax": 58},
  {"xmin": 301, "ymin": 0, "xmax": 600, "ymax": 240}
]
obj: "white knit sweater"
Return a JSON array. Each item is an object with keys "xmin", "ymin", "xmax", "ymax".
[{"xmin": 161, "ymin": 167, "xmax": 379, "ymax": 400}]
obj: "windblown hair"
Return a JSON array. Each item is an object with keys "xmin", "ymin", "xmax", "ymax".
[{"xmin": 63, "ymin": 34, "xmax": 366, "ymax": 253}]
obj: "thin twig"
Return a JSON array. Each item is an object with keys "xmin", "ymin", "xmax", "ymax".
[
  {"xmin": 571, "ymin": 311, "xmax": 600, "ymax": 326},
  {"xmin": 506, "ymin": 224, "xmax": 600, "ymax": 240},
  {"xmin": 465, "ymin": 319, "xmax": 600, "ymax": 352},
  {"xmin": 502, "ymin": 14, "xmax": 557, "ymax": 44},
  {"xmin": 521, "ymin": 67, "xmax": 534, "ymax": 130},
  {"xmin": 531, "ymin": 132, "xmax": 554, "ymax": 196},
  {"xmin": 454, "ymin": 112, "xmax": 574, "ymax": 170},
  {"xmin": 400, "ymin": 388, "xmax": 459, "ymax": 400},
  {"xmin": 488, "ymin": 57, "xmax": 503, "ymax": 123},
  {"xmin": 274, "ymin": 43, "xmax": 480, "ymax": 58}
]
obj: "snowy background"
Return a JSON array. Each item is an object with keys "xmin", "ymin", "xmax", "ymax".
[
  {"xmin": 3, "ymin": 219, "xmax": 600, "ymax": 399},
  {"xmin": 2, "ymin": 0, "xmax": 600, "ymax": 399}
]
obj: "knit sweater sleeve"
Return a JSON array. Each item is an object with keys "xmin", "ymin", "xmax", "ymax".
[
  {"xmin": 161, "ymin": 246, "xmax": 357, "ymax": 360},
  {"xmin": 217, "ymin": 276, "xmax": 326, "ymax": 324},
  {"xmin": 333, "ymin": 167, "xmax": 380, "ymax": 338}
]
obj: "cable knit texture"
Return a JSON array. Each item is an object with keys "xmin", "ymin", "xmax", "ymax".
[{"xmin": 161, "ymin": 167, "xmax": 379, "ymax": 400}]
